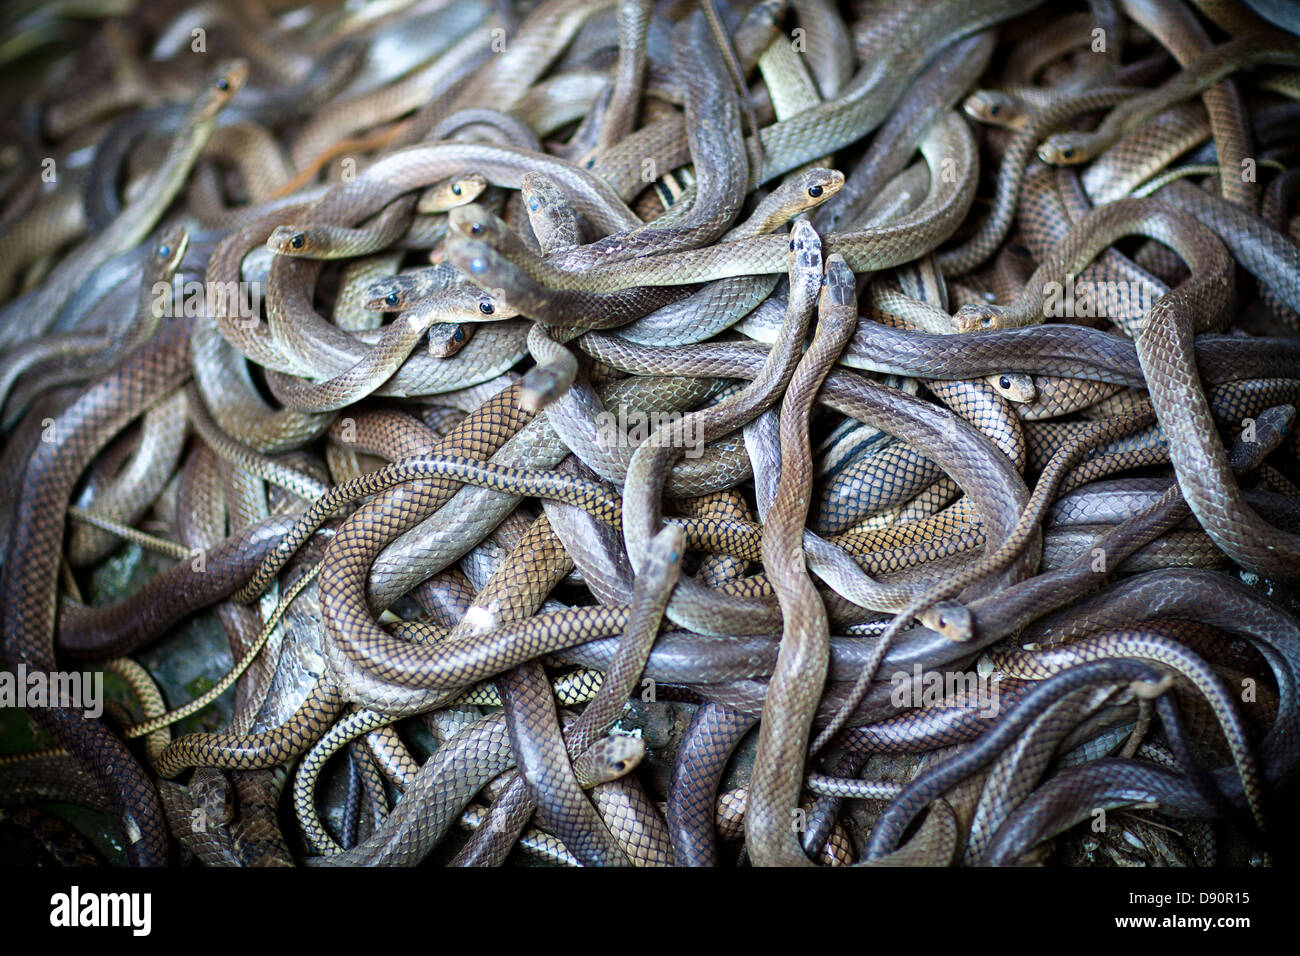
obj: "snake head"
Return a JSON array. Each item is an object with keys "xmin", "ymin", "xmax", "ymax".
[
  {"xmin": 820, "ymin": 254, "xmax": 858, "ymax": 322},
  {"xmin": 365, "ymin": 274, "xmax": 419, "ymax": 312},
  {"xmin": 647, "ymin": 523, "xmax": 688, "ymax": 574},
  {"xmin": 986, "ymin": 372, "xmax": 1036, "ymax": 402},
  {"xmin": 951, "ymin": 302, "xmax": 1006, "ymax": 332},
  {"xmin": 447, "ymin": 204, "xmax": 509, "ymax": 244},
  {"xmin": 963, "ymin": 90, "xmax": 1026, "ymax": 129},
  {"xmin": 753, "ymin": 169, "xmax": 845, "ymax": 232},
  {"xmin": 1037, "ymin": 132, "xmax": 1091, "ymax": 165},
  {"xmin": 200, "ymin": 59, "xmax": 249, "ymax": 116},
  {"xmin": 266, "ymin": 225, "xmax": 320, "ymax": 256},
  {"xmin": 577, "ymin": 735, "xmax": 645, "ymax": 787},
  {"xmin": 425, "ymin": 322, "xmax": 471, "ymax": 358},
  {"xmin": 440, "ymin": 274, "xmax": 517, "ymax": 322},
  {"xmin": 152, "ymin": 225, "xmax": 190, "ymax": 276},
  {"xmin": 1227, "ymin": 402, "xmax": 1296, "ymax": 468},
  {"xmin": 417, "ymin": 171, "xmax": 488, "ymax": 214},
  {"xmin": 520, "ymin": 171, "xmax": 568, "ymax": 211},
  {"xmin": 445, "ymin": 236, "xmax": 543, "ymax": 319},
  {"xmin": 795, "ymin": 167, "xmax": 845, "ymax": 205},
  {"xmin": 919, "ymin": 602, "xmax": 974, "ymax": 642},
  {"xmin": 1253, "ymin": 403, "xmax": 1297, "ymax": 450},
  {"xmin": 519, "ymin": 363, "xmax": 568, "ymax": 412},
  {"xmin": 190, "ymin": 768, "xmax": 236, "ymax": 825},
  {"xmin": 787, "ymin": 218, "xmax": 823, "ymax": 271},
  {"xmin": 364, "ymin": 266, "xmax": 457, "ymax": 311},
  {"xmin": 519, "ymin": 171, "xmax": 581, "ymax": 248},
  {"xmin": 446, "ymin": 236, "xmax": 498, "ymax": 282}
]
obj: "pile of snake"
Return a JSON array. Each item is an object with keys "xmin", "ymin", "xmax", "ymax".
[{"xmin": 0, "ymin": 0, "xmax": 1298, "ymax": 868}]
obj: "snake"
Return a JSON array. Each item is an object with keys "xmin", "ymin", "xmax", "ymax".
[{"xmin": 746, "ymin": 253, "xmax": 859, "ymax": 866}]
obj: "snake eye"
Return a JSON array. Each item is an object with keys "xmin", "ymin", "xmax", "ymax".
[
  {"xmin": 528, "ymin": 197, "xmax": 540, "ymax": 211},
  {"xmin": 669, "ymin": 549, "xmax": 680, "ymax": 562},
  {"xmin": 936, "ymin": 616, "xmax": 947, "ymax": 630},
  {"xmin": 989, "ymin": 103, "xmax": 1001, "ymax": 116},
  {"xmin": 290, "ymin": 233, "xmax": 305, "ymax": 249},
  {"xmin": 807, "ymin": 184, "xmax": 823, "ymax": 198},
  {"xmin": 981, "ymin": 316, "xmax": 993, "ymax": 328},
  {"xmin": 451, "ymin": 183, "xmax": 462, "ymax": 196},
  {"xmin": 469, "ymin": 257, "xmax": 487, "ymax": 274},
  {"xmin": 999, "ymin": 375, "xmax": 1011, "ymax": 389},
  {"xmin": 215, "ymin": 77, "xmax": 229, "ymax": 91},
  {"xmin": 469, "ymin": 222, "xmax": 484, "ymax": 236},
  {"xmin": 385, "ymin": 292, "xmax": 399, "ymax": 306},
  {"xmin": 479, "ymin": 301, "xmax": 494, "ymax": 314},
  {"xmin": 453, "ymin": 327, "xmax": 464, "ymax": 341},
  {"xmin": 1060, "ymin": 147, "xmax": 1075, "ymax": 161},
  {"xmin": 157, "ymin": 244, "xmax": 170, "ymax": 257}
]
